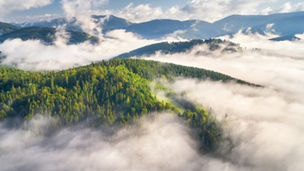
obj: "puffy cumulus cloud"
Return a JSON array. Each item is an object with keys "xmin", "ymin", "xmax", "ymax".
[
  {"xmin": 181, "ymin": 0, "xmax": 276, "ymax": 22},
  {"xmin": 181, "ymin": 0, "xmax": 304, "ymax": 20},
  {"xmin": 0, "ymin": 0, "xmax": 53, "ymax": 16},
  {"xmin": 261, "ymin": 1, "xmax": 304, "ymax": 14},
  {"xmin": 278, "ymin": 2, "xmax": 304, "ymax": 13},
  {"xmin": 112, "ymin": 3, "xmax": 187, "ymax": 23},
  {"xmin": 61, "ymin": 0, "xmax": 108, "ymax": 36},
  {"xmin": 104, "ymin": 1, "xmax": 304, "ymax": 23},
  {"xmin": 0, "ymin": 29, "xmax": 158, "ymax": 71},
  {"xmin": 102, "ymin": 0, "xmax": 277, "ymax": 22}
]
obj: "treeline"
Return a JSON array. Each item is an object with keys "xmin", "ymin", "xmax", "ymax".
[
  {"xmin": 0, "ymin": 59, "xmax": 251, "ymax": 150},
  {"xmin": 0, "ymin": 63, "xmax": 169, "ymax": 125},
  {"xmin": 117, "ymin": 39, "xmax": 241, "ymax": 58},
  {"xmin": 106, "ymin": 58, "xmax": 252, "ymax": 85}
]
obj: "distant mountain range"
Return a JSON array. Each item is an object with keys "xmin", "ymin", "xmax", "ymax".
[
  {"xmin": 0, "ymin": 11, "xmax": 302, "ymax": 44},
  {"xmin": 0, "ymin": 27, "xmax": 98, "ymax": 44},
  {"xmin": 15, "ymin": 11, "xmax": 304, "ymax": 40},
  {"xmin": 0, "ymin": 22, "xmax": 99, "ymax": 44},
  {"xmin": 0, "ymin": 22, "xmax": 20, "ymax": 36}
]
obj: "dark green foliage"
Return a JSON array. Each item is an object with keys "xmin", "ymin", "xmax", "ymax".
[
  {"xmin": 0, "ymin": 63, "xmax": 168, "ymax": 125},
  {"xmin": 106, "ymin": 58, "xmax": 255, "ymax": 86},
  {"xmin": 182, "ymin": 107, "xmax": 221, "ymax": 151},
  {"xmin": 117, "ymin": 39, "xmax": 240, "ymax": 58},
  {"xmin": 0, "ymin": 58, "xmax": 254, "ymax": 122},
  {"xmin": 0, "ymin": 59, "xmax": 255, "ymax": 149},
  {"xmin": 0, "ymin": 27, "xmax": 99, "ymax": 44}
]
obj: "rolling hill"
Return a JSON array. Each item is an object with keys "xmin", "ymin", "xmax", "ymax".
[
  {"xmin": 0, "ymin": 27, "xmax": 99, "ymax": 44},
  {"xmin": 117, "ymin": 39, "xmax": 241, "ymax": 58},
  {"xmin": 0, "ymin": 22, "xmax": 20, "ymax": 36},
  {"xmin": 0, "ymin": 58, "xmax": 256, "ymax": 150}
]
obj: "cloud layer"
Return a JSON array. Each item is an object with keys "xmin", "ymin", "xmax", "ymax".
[
  {"xmin": 0, "ymin": 29, "xmax": 158, "ymax": 70},
  {"xmin": 135, "ymin": 32, "xmax": 304, "ymax": 170},
  {"xmin": 0, "ymin": 0, "xmax": 53, "ymax": 16},
  {"xmin": 0, "ymin": 114, "xmax": 225, "ymax": 171},
  {"xmin": 103, "ymin": 0, "xmax": 304, "ymax": 22}
]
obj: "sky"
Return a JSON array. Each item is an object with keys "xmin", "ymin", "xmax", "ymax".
[{"xmin": 1, "ymin": 0, "xmax": 304, "ymax": 23}]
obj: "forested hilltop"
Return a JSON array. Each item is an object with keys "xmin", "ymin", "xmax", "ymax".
[
  {"xmin": 117, "ymin": 39, "xmax": 241, "ymax": 58},
  {"xmin": 0, "ymin": 59, "xmax": 254, "ymax": 150}
]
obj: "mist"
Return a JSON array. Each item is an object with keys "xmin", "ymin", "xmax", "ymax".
[
  {"xmin": 0, "ymin": 113, "xmax": 246, "ymax": 171},
  {"xmin": 0, "ymin": 29, "xmax": 160, "ymax": 70},
  {"xmin": 168, "ymin": 79, "xmax": 304, "ymax": 170},
  {"xmin": 1, "ymin": 10, "xmax": 304, "ymax": 169},
  {"xmin": 133, "ymin": 32, "xmax": 304, "ymax": 170},
  {"xmin": 141, "ymin": 32, "xmax": 304, "ymax": 100}
]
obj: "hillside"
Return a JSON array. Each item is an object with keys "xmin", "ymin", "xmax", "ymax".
[
  {"xmin": 18, "ymin": 15, "xmax": 132, "ymax": 34},
  {"xmin": 0, "ymin": 59, "xmax": 255, "ymax": 150},
  {"xmin": 117, "ymin": 39, "xmax": 241, "ymax": 58},
  {"xmin": 124, "ymin": 19, "xmax": 201, "ymax": 39},
  {"xmin": 0, "ymin": 27, "xmax": 99, "ymax": 44},
  {"xmin": 0, "ymin": 22, "xmax": 20, "ymax": 36}
]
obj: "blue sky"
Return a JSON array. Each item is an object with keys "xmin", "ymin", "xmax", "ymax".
[
  {"xmin": 6, "ymin": 0, "xmax": 188, "ymax": 19},
  {"xmin": 2, "ymin": 0, "xmax": 304, "ymax": 23}
]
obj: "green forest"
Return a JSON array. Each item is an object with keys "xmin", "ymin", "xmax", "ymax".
[
  {"xmin": 117, "ymin": 39, "xmax": 241, "ymax": 58},
  {"xmin": 0, "ymin": 58, "xmax": 253, "ymax": 150}
]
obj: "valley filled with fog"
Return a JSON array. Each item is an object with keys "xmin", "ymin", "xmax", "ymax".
[
  {"xmin": 1, "ymin": 0, "xmax": 304, "ymax": 171},
  {"xmin": 1, "ymin": 31, "xmax": 304, "ymax": 171}
]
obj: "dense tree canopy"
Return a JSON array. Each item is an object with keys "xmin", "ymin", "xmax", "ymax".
[{"xmin": 0, "ymin": 58, "xmax": 254, "ymax": 150}]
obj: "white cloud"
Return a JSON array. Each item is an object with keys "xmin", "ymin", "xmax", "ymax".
[
  {"xmin": 280, "ymin": 2, "xmax": 292, "ymax": 13},
  {"xmin": 61, "ymin": 0, "xmax": 108, "ymax": 36},
  {"xmin": 1, "ymin": 24, "xmax": 304, "ymax": 171},
  {"xmin": 0, "ymin": 113, "xmax": 245, "ymax": 171},
  {"xmin": 182, "ymin": 0, "xmax": 275, "ymax": 22},
  {"xmin": 0, "ymin": 0, "xmax": 53, "ymax": 16},
  {"xmin": 0, "ymin": 29, "xmax": 158, "ymax": 71},
  {"xmin": 136, "ymin": 32, "xmax": 304, "ymax": 170},
  {"xmin": 103, "ymin": 0, "xmax": 304, "ymax": 23},
  {"xmin": 278, "ymin": 2, "xmax": 304, "ymax": 13},
  {"xmin": 169, "ymin": 79, "xmax": 304, "ymax": 171},
  {"xmin": 112, "ymin": 3, "xmax": 186, "ymax": 23},
  {"xmin": 103, "ymin": 0, "xmax": 278, "ymax": 22}
]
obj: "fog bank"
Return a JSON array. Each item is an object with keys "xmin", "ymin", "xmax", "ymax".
[{"xmin": 0, "ymin": 114, "xmax": 249, "ymax": 171}]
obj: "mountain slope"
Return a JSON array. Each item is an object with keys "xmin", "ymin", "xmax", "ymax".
[
  {"xmin": 92, "ymin": 15, "xmax": 132, "ymax": 32},
  {"xmin": 18, "ymin": 12, "xmax": 304, "ymax": 40},
  {"xmin": 18, "ymin": 15, "xmax": 132, "ymax": 34},
  {"xmin": 0, "ymin": 59, "xmax": 256, "ymax": 150},
  {"xmin": 0, "ymin": 22, "xmax": 20, "ymax": 36},
  {"xmin": 117, "ymin": 39, "xmax": 241, "ymax": 58},
  {"xmin": 124, "ymin": 19, "xmax": 202, "ymax": 39},
  {"xmin": 0, "ymin": 27, "xmax": 99, "ymax": 44},
  {"xmin": 185, "ymin": 11, "xmax": 304, "ymax": 39}
]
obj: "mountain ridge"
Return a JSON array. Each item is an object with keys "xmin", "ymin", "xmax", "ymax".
[
  {"xmin": 13, "ymin": 11, "xmax": 304, "ymax": 40},
  {"xmin": 0, "ymin": 58, "xmax": 258, "ymax": 150}
]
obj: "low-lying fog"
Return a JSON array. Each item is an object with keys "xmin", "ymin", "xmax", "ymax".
[
  {"xmin": 0, "ymin": 114, "xmax": 229, "ymax": 171},
  {"xmin": 141, "ymin": 32, "xmax": 304, "ymax": 170},
  {"xmin": 1, "ymin": 25, "xmax": 304, "ymax": 170}
]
